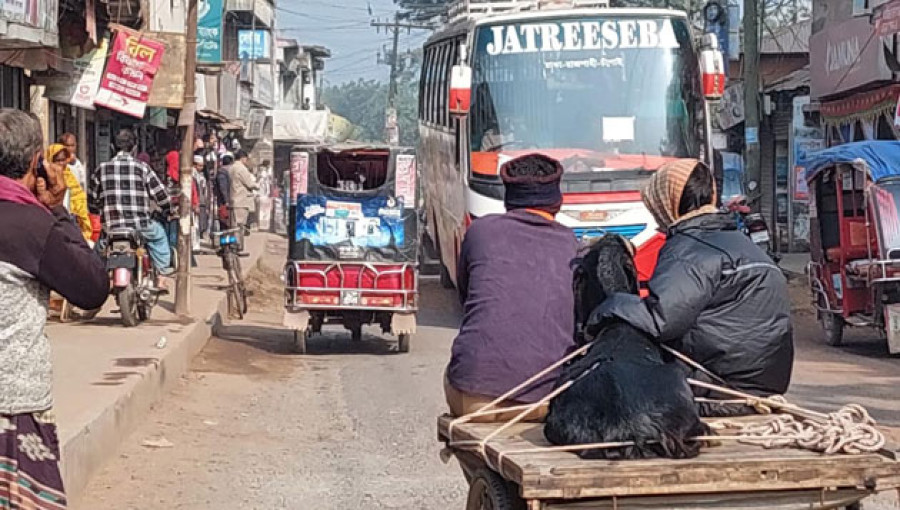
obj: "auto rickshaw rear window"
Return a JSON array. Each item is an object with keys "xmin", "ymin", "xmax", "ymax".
[{"xmin": 317, "ymin": 149, "xmax": 391, "ymax": 191}]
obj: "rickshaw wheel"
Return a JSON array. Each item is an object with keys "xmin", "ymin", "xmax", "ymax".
[
  {"xmin": 293, "ymin": 329, "xmax": 307, "ymax": 354},
  {"xmin": 820, "ymin": 310, "xmax": 845, "ymax": 347},
  {"xmin": 466, "ymin": 469, "xmax": 520, "ymax": 510},
  {"xmin": 397, "ymin": 334, "xmax": 411, "ymax": 353}
]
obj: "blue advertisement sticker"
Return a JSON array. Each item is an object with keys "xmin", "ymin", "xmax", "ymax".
[{"xmin": 295, "ymin": 195, "xmax": 405, "ymax": 248}]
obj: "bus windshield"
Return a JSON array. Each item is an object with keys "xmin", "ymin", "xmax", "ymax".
[{"xmin": 470, "ymin": 16, "xmax": 704, "ymax": 173}]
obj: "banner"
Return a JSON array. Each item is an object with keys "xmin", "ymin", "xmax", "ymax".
[
  {"xmin": 197, "ymin": 0, "xmax": 222, "ymax": 62},
  {"xmin": 71, "ymin": 36, "xmax": 109, "ymax": 109},
  {"xmin": 238, "ymin": 29, "xmax": 271, "ymax": 59},
  {"xmin": 94, "ymin": 31, "xmax": 165, "ymax": 119}
]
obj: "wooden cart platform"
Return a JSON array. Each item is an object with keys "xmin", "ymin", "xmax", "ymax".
[{"xmin": 438, "ymin": 415, "xmax": 900, "ymax": 510}]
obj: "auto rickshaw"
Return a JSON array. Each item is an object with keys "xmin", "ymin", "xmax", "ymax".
[
  {"xmin": 805, "ymin": 141, "xmax": 900, "ymax": 353},
  {"xmin": 282, "ymin": 143, "xmax": 419, "ymax": 354}
]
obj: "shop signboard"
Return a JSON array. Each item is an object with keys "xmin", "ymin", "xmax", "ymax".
[
  {"xmin": 94, "ymin": 31, "xmax": 165, "ymax": 119},
  {"xmin": 238, "ymin": 29, "xmax": 271, "ymax": 60},
  {"xmin": 810, "ymin": 16, "xmax": 891, "ymax": 99},
  {"xmin": 790, "ymin": 96, "xmax": 825, "ymax": 248},
  {"xmin": 197, "ymin": 0, "xmax": 223, "ymax": 62}
]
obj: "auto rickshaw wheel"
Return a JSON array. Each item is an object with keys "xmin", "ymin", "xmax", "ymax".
[
  {"xmin": 465, "ymin": 469, "xmax": 523, "ymax": 510},
  {"xmin": 819, "ymin": 305, "xmax": 845, "ymax": 347},
  {"xmin": 292, "ymin": 329, "xmax": 307, "ymax": 354},
  {"xmin": 397, "ymin": 334, "xmax": 411, "ymax": 353}
]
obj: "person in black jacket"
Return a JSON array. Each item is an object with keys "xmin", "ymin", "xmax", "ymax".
[{"xmin": 587, "ymin": 159, "xmax": 794, "ymax": 416}]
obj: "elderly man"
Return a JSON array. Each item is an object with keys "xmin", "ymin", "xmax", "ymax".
[
  {"xmin": 445, "ymin": 154, "xmax": 577, "ymax": 422},
  {"xmin": 229, "ymin": 150, "xmax": 258, "ymax": 234},
  {"xmin": 0, "ymin": 109, "xmax": 108, "ymax": 508}
]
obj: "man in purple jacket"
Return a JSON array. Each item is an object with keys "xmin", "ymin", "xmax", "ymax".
[{"xmin": 445, "ymin": 154, "xmax": 577, "ymax": 422}]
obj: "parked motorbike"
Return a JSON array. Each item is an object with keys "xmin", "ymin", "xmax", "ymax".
[
  {"xmin": 724, "ymin": 196, "xmax": 781, "ymax": 264},
  {"xmin": 105, "ymin": 229, "xmax": 161, "ymax": 327}
]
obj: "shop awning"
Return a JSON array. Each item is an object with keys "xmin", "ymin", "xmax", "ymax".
[
  {"xmin": 197, "ymin": 110, "xmax": 229, "ymax": 123},
  {"xmin": 764, "ymin": 65, "xmax": 810, "ymax": 93},
  {"xmin": 820, "ymin": 84, "xmax": 900, "ymax": 127}
]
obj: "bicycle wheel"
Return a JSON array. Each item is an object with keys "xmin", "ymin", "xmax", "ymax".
[{"xmin": 224, "ymin": 251, "xmax": 245, "ymax": 320}]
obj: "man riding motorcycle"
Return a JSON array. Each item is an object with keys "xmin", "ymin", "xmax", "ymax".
[{"xmin": 89, "ymin": 129, "xmax": 174, "ymax": 279}]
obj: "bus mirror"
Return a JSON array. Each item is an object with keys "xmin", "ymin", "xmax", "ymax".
[
  {"xmin": 699, "ymin": 35, "xmax": 725, "ymax": 101},
  {"xmin": 450, "ymin": 64, "xmax": 472, "ymax": 117}
]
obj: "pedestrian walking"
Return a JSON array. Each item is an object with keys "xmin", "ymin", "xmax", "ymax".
[
  {"xmin": 0, "ymin": 109, "xmax": 108, "ymax": 509},
  {"xmin": 229, "ymin": 150, "xmax": 258, "ymax": 235},
  {"xmin": 215, "ymin": 152, "xmax": 233, "ymax": 229}
]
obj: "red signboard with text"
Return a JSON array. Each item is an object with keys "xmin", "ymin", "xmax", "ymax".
[{"xmin": 94, "ymin": 30, "xmax": 165, "ymax": 119}]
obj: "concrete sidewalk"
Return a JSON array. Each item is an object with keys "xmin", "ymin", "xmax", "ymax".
[{"xmin": 46, "ymin": 232, "xmax": 287, "ymax": 505}]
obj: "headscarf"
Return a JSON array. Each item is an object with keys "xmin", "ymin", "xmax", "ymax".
[
  {"xmin": 499, "ymin": 154, "xmax": 564, "ymax": 212},
  {"xmin": 137, "ymin": 152, "xmax": 151, "ymax": 165},
  {"xmin": 46, "ymin": 144, "xmax": 68, "ymax": 164},
  {"xmin": 642, "ymin": 158, "xmax": 719, "ymax": 230}
]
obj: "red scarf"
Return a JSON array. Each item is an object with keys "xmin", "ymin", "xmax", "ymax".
[{"xmin": 0, "ymin": 175, "xmax": 49, "ymax": 213}]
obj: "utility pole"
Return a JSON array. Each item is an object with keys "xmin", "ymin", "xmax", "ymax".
[
  {"xmin": 743, "ymin": 0, "xmax": 761, "ymax": 202},
  {"xmin": 372, "ymin": 13, "xmax": 432, "ymax": 145},
  {"xmin": 176, "ymin": 0, "xmax": 198, "ymax": 315},
  {"xmin": 388, "ymin": 13, "xmax": 401, "ymax": 112}
]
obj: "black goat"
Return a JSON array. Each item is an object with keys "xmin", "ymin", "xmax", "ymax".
[{"xmin": 543, "ymin": 234, "xmax": 709, "ymax": 460}]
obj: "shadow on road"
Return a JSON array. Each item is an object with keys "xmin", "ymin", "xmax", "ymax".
[{"xmin": 213, "ymin": 321, "xmax": 402, "ymax": 356}]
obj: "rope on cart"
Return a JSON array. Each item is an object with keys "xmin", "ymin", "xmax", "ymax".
[{"xmin": 444, "ymin": 346, "xmax": 887, "ymax": 472}]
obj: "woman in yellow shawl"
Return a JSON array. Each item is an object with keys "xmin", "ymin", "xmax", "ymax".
[{"xmin": 46, "ymin": 144, "xmax": 92, "ymax": 241}]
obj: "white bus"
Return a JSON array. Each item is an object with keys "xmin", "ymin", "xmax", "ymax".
[{"xmin": 418, "ymin": 0, "xmax": 723, "ymax": 287}]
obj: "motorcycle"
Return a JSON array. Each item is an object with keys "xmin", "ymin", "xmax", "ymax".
[
  {"xmin": 724, "ymin": 196, "xmax": 781, "ymax": 264},
  {"xmin": 104, "ymin": 229, "xmax": 162, "ymax": 327}
]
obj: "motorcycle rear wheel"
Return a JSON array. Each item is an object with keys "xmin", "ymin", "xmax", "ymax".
[{"xmin": 117, "ymin": 285, "xmax": 140, "ymax": 328}]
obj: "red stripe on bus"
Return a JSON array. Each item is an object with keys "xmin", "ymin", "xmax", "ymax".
[{"xmin": 563, "ymin": 192, "xmax": 642, "ymax": 204}]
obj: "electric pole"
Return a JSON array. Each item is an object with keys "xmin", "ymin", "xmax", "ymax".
[
  {"xmin": 176, "ymin": 0, "xmax": 198, "ymax": 315},
  {"xmin": 743, "ymin": 0, "xmax": 761, "ymax": 202},
  {"xmin": 371, "ymin": 13, "xmax": 432, "ymax": 145}
]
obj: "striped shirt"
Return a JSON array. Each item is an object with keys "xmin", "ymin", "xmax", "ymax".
[{"xmin": 90, "ymin": 153, "xmax": 172, "ymax": 232}]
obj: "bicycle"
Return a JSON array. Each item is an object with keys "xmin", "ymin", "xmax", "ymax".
[{"xmin": 214, "ymin": 228, "xmax": 248, "ymax": 319}]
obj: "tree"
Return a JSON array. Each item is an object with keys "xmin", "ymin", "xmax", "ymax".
[{"xmin": 322, "ymin": 52, "xmax": 421, "ymax": 146}]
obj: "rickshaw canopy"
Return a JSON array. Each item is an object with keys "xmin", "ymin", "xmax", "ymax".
[{"xmin": 804, "ymin": 141, "xmax": 900, "ymax": 184}]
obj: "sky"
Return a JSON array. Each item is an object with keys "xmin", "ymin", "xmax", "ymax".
[{"xmin": 275, "ymin": 0, "xmax": 434, "ymax": 84}]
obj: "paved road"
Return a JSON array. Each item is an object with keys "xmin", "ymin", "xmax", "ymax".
[{"xmin": 79, "ymin": 254, "xmax": 900, "ymax": 509}]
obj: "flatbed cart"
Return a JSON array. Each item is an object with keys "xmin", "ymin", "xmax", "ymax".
[{"xmin": 438, "ymin": 415, "xmax": 900, "ymax": 510}]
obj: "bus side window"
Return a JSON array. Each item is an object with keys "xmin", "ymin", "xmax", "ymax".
[
  {"xmin": 424, "ymin": 47, "xmax": 435, "ymax": 124},
  {"xmin": 444, "ymin": 43, "xmax": 457, "ymax": 129},
  {"xmin": 419, "ymin": 48, "xmax": 430, "ymax": 121},
  {"xmin": 429, "ymin": 46, "xmax": 440, "ymax": 124},
  {"xmin": 437, "ymin": 43, "xmax": 448, "ymax": 127}
]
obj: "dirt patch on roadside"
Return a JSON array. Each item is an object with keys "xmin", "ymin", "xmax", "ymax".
[{"xmin": 243, "ymin": 259, "xmax": 284, "ymax": 313}]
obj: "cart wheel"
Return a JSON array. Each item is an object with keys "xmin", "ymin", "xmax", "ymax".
[
  {"xmin": 466, "ymin": 469, "xmax": 522, "ymax": 510},
  {"xmin": 351, "ymin": 326, "xmax": 363, "ymax": 343},
  {"xmin": 820, "ymin": 310, "xmax": 845, "ymax": 347},
  {"xmin": 440, "ymin": 263, "xmax": 455, "ymax": 289},
  {"xmin": 293, "ymin": 329, "xmax": 307, "ymax": 354},
  {"xmin": 397, "ymin": 334, "xmax": 411, "ymax": 353}
]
